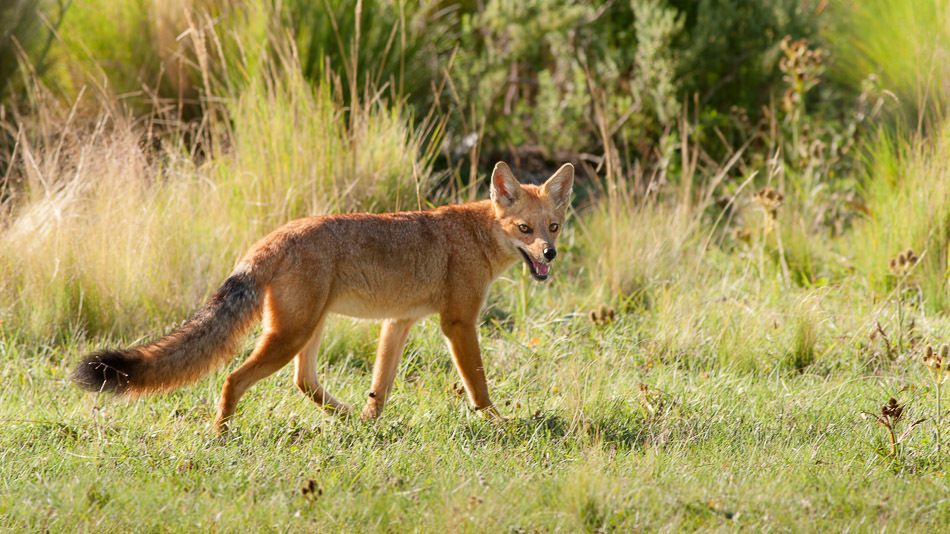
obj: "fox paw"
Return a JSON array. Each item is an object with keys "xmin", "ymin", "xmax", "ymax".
[
  {"xmin": 478, "ymin": 404, "xmax": 507, "ymax": 423},
  {"xmin": 212, "ymin": 421, "xmax": 240, "ymax": 443},
  {"xmin": 361, "ymin": 399, "xmax": 382, "ymax": 421}
]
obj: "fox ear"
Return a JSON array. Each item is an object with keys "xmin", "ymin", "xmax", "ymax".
[
  {"xmin": 541, "ymin": 163, "xmax": 574, "ymax": 209},
  {"xmin": 490, "ymin": 162, "xmax": 523, "ymax": 207}
]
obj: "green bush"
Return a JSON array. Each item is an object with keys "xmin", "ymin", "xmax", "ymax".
[
  {"xmin": 285, "ymin": 0, "xmax": 457, "ymax": 105},
  {"xmin": 0, "ymin": 0, "xmax": 45, "ymax": 99},
  {"xmin": 444, "ymin": 1, "xmax": 819, "ymax": 160}
]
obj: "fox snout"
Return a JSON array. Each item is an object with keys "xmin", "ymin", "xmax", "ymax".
[{"xmin": 518, "ymin": 246, "xmax": 555, "ymax": 281}]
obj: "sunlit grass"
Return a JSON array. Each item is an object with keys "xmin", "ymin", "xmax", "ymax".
[
  {"xmin": 5, "ymin": 0, "xmax": 950, "ymax": 531},
  {"xmin": 0, "ymin": 30, "xmax": 441, "ymax": 340},
  {"xmin": 829, "ymin": 0, "xmax": 950, "ymax": 127},
  {"xmin": 3, "ymin": 305, "xmax": 950, "ymax": 531}
]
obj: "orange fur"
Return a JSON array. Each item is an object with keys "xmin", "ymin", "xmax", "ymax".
[{"xmin": 72, "ymin": 162, "xmax": 574, "ymax": 432}]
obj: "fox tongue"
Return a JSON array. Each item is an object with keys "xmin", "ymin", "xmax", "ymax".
[{"xmin": 534, "ymin": 262, "xmax": 549, "ymax": 276}]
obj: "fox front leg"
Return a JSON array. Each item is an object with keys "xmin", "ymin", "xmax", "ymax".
[
  {"xmin": 362, "ymin": 318, "xmax": 416, "ymax": 420},
  {"xmin": 440, "ymin": 317, "xmax": 504, "ymax": 421}
]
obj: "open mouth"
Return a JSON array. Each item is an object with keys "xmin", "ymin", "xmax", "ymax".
[{"xmin": 518, "ymin": 248, "xmax": 550, "ymax": 281}]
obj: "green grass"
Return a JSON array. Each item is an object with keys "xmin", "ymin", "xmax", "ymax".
[
  {"xmin": 6, "ymin": 95, "xmax": 950, "ymax": 531},
  {"xmin": 828, "ymin": 0, "xmax": 950, "ymax": 128},
  {"xmin": 4, "ymin": 179, "xmax": 950, "ymax": 530},
  {"xmin": 6, "ymin": 0, "xmax": 950, "ymax": 531},
  {"xmin": 3, "ymin": 294, "xmax": 950, "ymax": 532}
]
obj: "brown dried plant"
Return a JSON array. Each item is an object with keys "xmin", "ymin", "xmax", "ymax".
[
  {"xmin": 921, "ymin": 344, "xmax": 950, "ymax": 455},
  {"xmin": 637, "ymin": 383, "xmax": 667, "ymax": 421},
  {"xmin": 888, "ymin": 248, "xmax": 919, "ymax": 277},
  {"xmin": 778, "ymin": 37, "xmax": 825, "ymax": 115},
  {"xmin": 887, "ymin": 247, "xmax": 919, "ymax": 354},
  {"xmin": 752, "ymin": 187, "xmax": 785, "ymax": 224},
  {"xmin": 751, "ymin": 186, "xmax": 790, "ymax": 285},
  {"xmin": 861, "ymin": 397, "xmax": 925, "ymax": 460},
  {"xmin": 589, "ymin": 304, "xmax": 616, "ymax": 326}
]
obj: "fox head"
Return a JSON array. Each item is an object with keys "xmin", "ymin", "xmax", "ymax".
[{"xmin": 490, "ymin": 161, "xmax": 574, "ymax": 281}]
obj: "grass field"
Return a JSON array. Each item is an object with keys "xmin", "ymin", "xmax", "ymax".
[
  {"xmin": 4, "ymin": 0, "xmax": 950, "ymax": 531},
  {"xmin": 5, "ymin": 285, "xmax": 950, "ymax": 531}
]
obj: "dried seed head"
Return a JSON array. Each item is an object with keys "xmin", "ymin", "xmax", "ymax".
[
  {"xmin": 590, "ymin": 304, "xmax": 616, "ymax": 325},
  {"xmin": 753, "ymin": 187, "xmax": 784, "ymax": 212},
  {"xmin": 923, "ymin": 345, "xmax": 938, "ymax": 368},
  {"xmin": 732, "ymin": 228, "xmax": 752, "ymax": 244},
  {"xmin": 881, "ymin": 397, "xmax": 903, "ymax": 421},
  {"xmin": 301, "ymin": 479, "xmax": 320, "ymax": 497},
  {"xmin": 753, "ymin": 187, "xmax": 784, "ymax": 222},
  {"xmin": 888, "ymin": 248, "xmax": 919, "ymax": 276},
  {"xmin": 780, "ymin": 36, "xmax": 792, "ymax": 53},
  {"xmin": 922, "ymin": 345, "xmax": 950, "ymax": 384}
]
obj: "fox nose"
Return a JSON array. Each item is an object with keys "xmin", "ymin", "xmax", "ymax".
[{"xmin": 543, "ymin": 247, "xmax": 557, "ymax": 261}]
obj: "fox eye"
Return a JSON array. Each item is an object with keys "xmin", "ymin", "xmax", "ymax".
[
  {"xmin": 518, "ymin": 224, "xmax": 532, "ymax": 234},
  {"xmin": 549, "ymin": 223, "xmax": 559, "ymax": 232}
]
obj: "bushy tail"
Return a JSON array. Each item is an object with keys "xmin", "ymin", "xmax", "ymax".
[{"xmin": 72, "ymin": 270, "xmax": 264, "ymax": 396}]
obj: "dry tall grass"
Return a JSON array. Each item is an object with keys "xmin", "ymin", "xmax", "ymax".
[{"xmin": 0, "ymin": 26, "xmax": 442, "ymax": 339}]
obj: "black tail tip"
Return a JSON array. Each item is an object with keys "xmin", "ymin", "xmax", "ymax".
[{"xmin": 71, "ymin": 350, "xmax": 139, "ymax": 394}]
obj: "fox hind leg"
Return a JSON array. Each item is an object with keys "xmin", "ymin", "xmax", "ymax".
[
  {"xmin": 294, "ymin": 316, "xmax": 351, "ymax": 416},
  {"xmin": 213, "ymin": 285, "xmax": 323, "ymax": 434}
]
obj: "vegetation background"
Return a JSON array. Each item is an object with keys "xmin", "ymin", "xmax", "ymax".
[{"xmin": 2, "ymin": 0, "xmax": 950, "ymax": 531}]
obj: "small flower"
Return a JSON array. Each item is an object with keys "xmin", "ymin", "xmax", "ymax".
[{"xmin": 301, "ymin": 479, "xmax": 322, "ymax": 499}]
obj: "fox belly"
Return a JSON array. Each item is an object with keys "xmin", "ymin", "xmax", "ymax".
[
  {"xmin": 327, "ymin": 289, "xmax": 440, "ymax": 320},
  {"xmin": 323, "ymin": 250, "xmax": 449, "ymax": 320}
]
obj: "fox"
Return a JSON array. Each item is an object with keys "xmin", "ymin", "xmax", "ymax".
[{"xmin": 71, "ymin": 161, "xmax": 574, "ymax": 432}]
